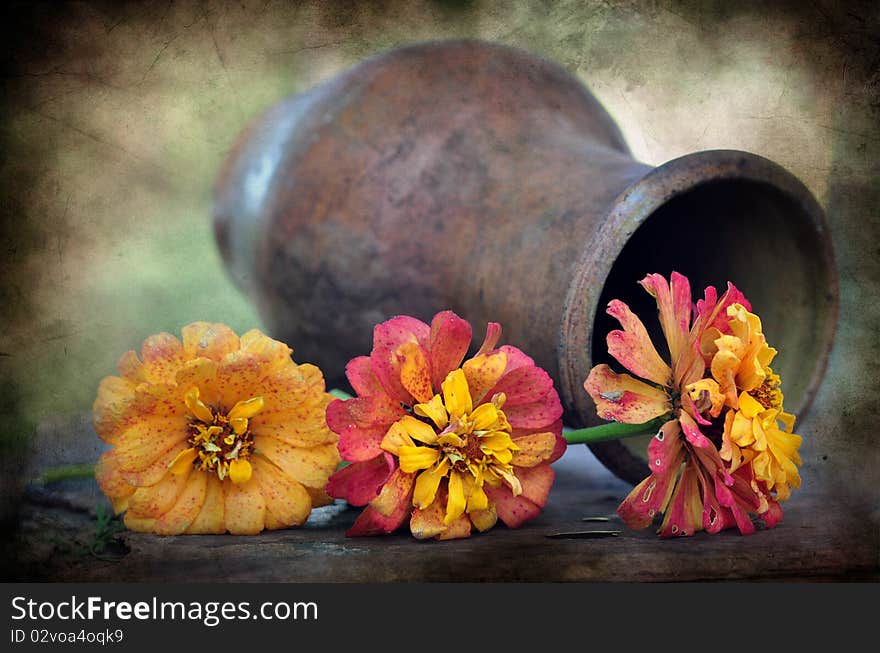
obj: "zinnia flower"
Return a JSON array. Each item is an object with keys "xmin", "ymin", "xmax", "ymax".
[
  {"xmin": 584, "ymin": 272, "xmax": 801, "ymax": 537},
  {"xmin": 93, "ymin": 322, "xmax": 339, "ymax": 535},
  {"xmin": 326, "ymin": 311, "xmax": 566, "ymax": 540}
]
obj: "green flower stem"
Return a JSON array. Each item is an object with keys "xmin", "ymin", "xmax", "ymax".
[
  {"xmin": 564, "ymin": 416, "xmax": 671, "ymax": 445},
  {"xmin": 34, "ymin": 463, "xmax": 95, "ymax": 485}
]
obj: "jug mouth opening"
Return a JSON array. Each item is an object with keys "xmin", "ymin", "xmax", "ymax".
[{"xmin": 560, "ymin": 149, "xmax": 838, "ymax": 484}]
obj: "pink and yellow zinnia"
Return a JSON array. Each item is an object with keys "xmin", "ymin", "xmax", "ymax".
[
  {"xmin": 93, "ymin": 323, "xmax": 339, "ymax": 535},
  {"xmin": 584, "ymin": 273, "xmax": 802, "ymax": 537},
  {"xmin": 326, "ymin": 311, "xmax": 566, "ymax": 540}
]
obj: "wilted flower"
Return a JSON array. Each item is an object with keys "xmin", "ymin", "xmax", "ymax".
[
  {"xmin": 93, "ymin": 323, "xmax": 339, "ymax": 535},
  {"xmin": 326, "ymin": 311, "xmax": 565, "ymax": 540},
  {"xmin": 584, "ymin": 273, "xmax": 801, "ymax": 537}
]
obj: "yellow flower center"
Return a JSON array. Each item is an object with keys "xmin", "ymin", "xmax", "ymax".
[
  {"xmin": 381, "ymin": 368, "xmax": 521, "ymax": 525},
  {"xmin": 168, "ymin": 386, "xmax": 264, "ymax": 484}
]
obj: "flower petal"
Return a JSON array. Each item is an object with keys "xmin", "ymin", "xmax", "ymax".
[
  {"xmin": 224, "ymin": 476, "xmax": 266, "ymax": 535},
  {"xmin": 326, "ymin": 454, "xmax": 395, "ymax": 506},
  {"xmin": 92, "ymin": 376, "xmax": 136, "ymax": 444},
  {"xmin": 444, "ymin": 470, "xmax": 468, "ymax": 524},
  {"xmin": 410, "ymin": 492, "xmax": 448, "ymax": 540},
  {"xmin": 429, "ymin": 311, "xmax": 472, "ymax": 388},
  {"xmin": 184, "ymin": 475, "xmax": 226, "ymax": 534},
  {"xmin": 640, "ymin": 272, "xmax": 691, "ymax": 368},
  {"xmin": 658, "ymin": 461, "xmax": 702, "ymax": 537},
  {"xmin": 469, "ymin": 504, "xmax": 498, "ymax": 532},
  {"xmin": 181, "ymin": 322, "xmax": 240, "ymax": 362},
  {"xmin": 347, "ymin": 502, "xmax": 410, "ymax": 537},
  {"xmin": 398, "ymin": 445, "xmax": 441, "ymax": 473},
  {"xmin": 371, "ymin": 468, "xmax": 416, "ymax": 517},
  {"xmin": 153, "ymin": 470, "xmax": 208, "ymax": 536},
  {"xmin": 510, "ymin": 432, "xmax": 558, "ymax": 467},
  {"xmin": 442, "ymin": 368, "xmax": 473, "ymax": 418},
  {"xmin": 397, "ymin": 342, "xmax": 434, "ymax": 403},
  {"xmin": 413, "ymin": 394, "xmax": 449, "ymax": 430},
  {"xmin": 605, "ymin": 299, "xmax": 672, "ymax": 387},
  {"xmin": 251, "ymin": 455, "xmax": 312, "ymax": 527},
  {"xmin": 437, "ymin": 513, "xmax": 472, "ymax": 540},
  {"xmin": 139, "ymin": 333, "xmax": 185, "ymax": 384},
  {"xmin": 345, "ymin": 356, "xmax": 385, "ymax": 396},
  {"xmin": 461, "ymin": 352, "xmax": 507, "ymax": 405},
  {"xmin": 252, "ymin": 436, "xmax": 339, "ymax": 488},
  {"xmin": 486, "ymin": 362, "xmax": 553, "ymax": 407},
  {"xmin": 618, "ymin": 421, "xmax": 683, "ymax": 530},
  {"xmin": 412, "ymin": 458, "xmax": 450, "ymax": 509},
  {"xmin": 128, "ymin": 469, "xmax": 190, "ymax": 518},
  {"xmin": 94, "ymin": 450, "xmax": 136, "ymax": 514},
  {"xmin": 503, "ymin": 391, "xmax": 563, "ymax": 430},
  {"xmin": 583, "ymin": 364, "xmax": 671, "ymax": 423},
  {"xmin": 484, "ymin": 483, "xmax": 541, "ymax": 529},
  {"xmin": 474, "ymin": 322, "xmax": 502, "ymax": 358}
]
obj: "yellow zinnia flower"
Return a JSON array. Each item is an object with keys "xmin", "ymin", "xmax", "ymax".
[{"xmin": 93, "ymin": 322, "xmax": 339, "ymax": 535}]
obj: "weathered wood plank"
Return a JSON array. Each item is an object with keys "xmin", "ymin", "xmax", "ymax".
[{"xmin": 4, "ymin": 436, "xmax": 876, "ymax": 582}]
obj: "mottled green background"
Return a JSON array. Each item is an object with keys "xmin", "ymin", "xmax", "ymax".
[{"xmin": 1, "ymin": 1, "xmax": 877, "ymax": 510}]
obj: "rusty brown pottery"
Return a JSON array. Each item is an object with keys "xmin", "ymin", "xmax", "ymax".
[{"xmin": 213, "ymin": 40, "xmax": 838, "ymax": 484}]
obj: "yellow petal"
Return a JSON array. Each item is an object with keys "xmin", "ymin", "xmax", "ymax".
[
  {"xmin": 184, "ymin": 387, "xmax": 215, "ymax": 424},
  {"xmin": 252, "ymin": 436, "xmax": 339, "ymax": 488},
  {"xmin": 229, "ymin": 416, "xmax": 248, "ymax": 435},
  {"xmin": 738, "ymin": 392, "xmax": 765, "ymax": 419},
  {"xmin": 414, "ymin": 394, "xmax": 449, "ymax": 430},
  {"xmin": 228, "ymin": 458, "xmax": 253, "ymax": 485},
  {"xmin": 398, "ymin": 415, "xmax": 439, "ymax": 444},
  {"xmin": 442, "ymin": 368, "xmax": 473, "ymax": 418},
  {"xmin": 412, "ymin": 458, "xmax": 450, "ymax": 509},
  {"xmin": 444, "ymin": 470, "xmax": 467, "ymax": 524},
  {"xmin": 371, "ymin": 468, "xmax": 415, "ymax": 517},
  {"xmin": 466, "ymin": 481, "xmax": 489, "ymax": 512},
  {"xmin": 480, "ymin": 432, "xmax": 518, "ymax": 452},
  {"xmin": 380, "ymin": 420, "xmax": 415, "ymax": 456},
  {"xmin": 469, "ymin": 403, "xmax": 500, "ymax": 431},
  {"xmin": 227, "ymin": 396, "xmax": 265, "ymax": 420},
  {"xmin": 410, "ymin": 498, "xmax": 447, "ymax": 539},
  {"xmin": 469, "ymin": 505, "xmax": 498, "ymax": 532},
  {"xmin": 398, "ymin": 445, "xmax": 441, "ymax": 473},
  {"xmin": 168, "ymin": 447, "xmax": 198, "ymax": 475}
]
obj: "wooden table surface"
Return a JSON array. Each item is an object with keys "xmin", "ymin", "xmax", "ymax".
[{"xmin": 4, "ymin": 417, "xmax": 876, "ymax": 582}]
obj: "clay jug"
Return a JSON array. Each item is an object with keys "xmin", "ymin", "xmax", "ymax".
[{"xmin": 213, "ymin": 40, "xmax": 837, "ymax": 484}]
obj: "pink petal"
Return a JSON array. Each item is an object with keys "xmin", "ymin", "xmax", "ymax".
[
  {"xmin": 474, "ymin": 322, "xmax": 502, "ymax": 357},
  {"xmin": 495, "ymin": 345, "xmax": 533, "ymax": 374},
  {"xmin": 517, "ymin": 464, "xmax": 555, "ymax": 509},
  {"xmin": 485, "ymin": 485, "xmax": 542, "ymax": 529},
  {"xmin": 346, "ymin": 356, "xmax": 385, "ymax": 397},
  {"xmin": 697, "ymin": 282, "xmax": 752, "ymax": 335},
  {"xmin": 503, "ymin": 391, "xmax": 563, "ymax": 429},
  {"xmin": 346, "ymin": 504, "xmax": 410, "ymax": 537},
  {"xmin": 337, "ymin": 425, "xmax": 388, "ymax": 462},
  {"xmin": 618, "ymin": 426, "xmax": 684, "ymax": 531},
  {"xmin": 761, "ymin": 500, "xmax": 783, "ymax": 529},
  {"xmin": 370, "ymin": 346, "xmax": 412, "ymax": 404},
  {"xmin": 658, "ymin": 461, "xmax": 702, "ymax": 537},
  {"xmin": 488, "ymin": 363, "xmax": 555, "ymax": 406},
  {"xmin": 373, "ymin": 315, "xmax": 431, "ymax": 351},
  {"xmin": 429, "ymin": 311, "xmax": 472, "ymax": 389},
  {"xmin": 605, "ymin": 300, "xmax": 672, "ymax": 387},
  {"xmin": 640, "ymin": 272, "xmax": 692, "ymax": 366},
  {"xmin": 326, "ymin": 454, "xmax": 395, "ymax": 506},
  {"xmin": 645, "ymin": 420, "xmax": 684, "ymax": 476},
  {"xmin": 584, "ymin": 364, "xmax": 672, "ymax": 424}
]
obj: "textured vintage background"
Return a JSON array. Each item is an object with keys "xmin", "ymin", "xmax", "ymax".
[{"xmin": 1, "ymin": 0, "xmax": 877, "ymax": 556}]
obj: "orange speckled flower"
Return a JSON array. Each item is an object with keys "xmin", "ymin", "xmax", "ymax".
[{"xmin": 93, "ymin": 322, "xmax": 339, "ymax": 535}]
